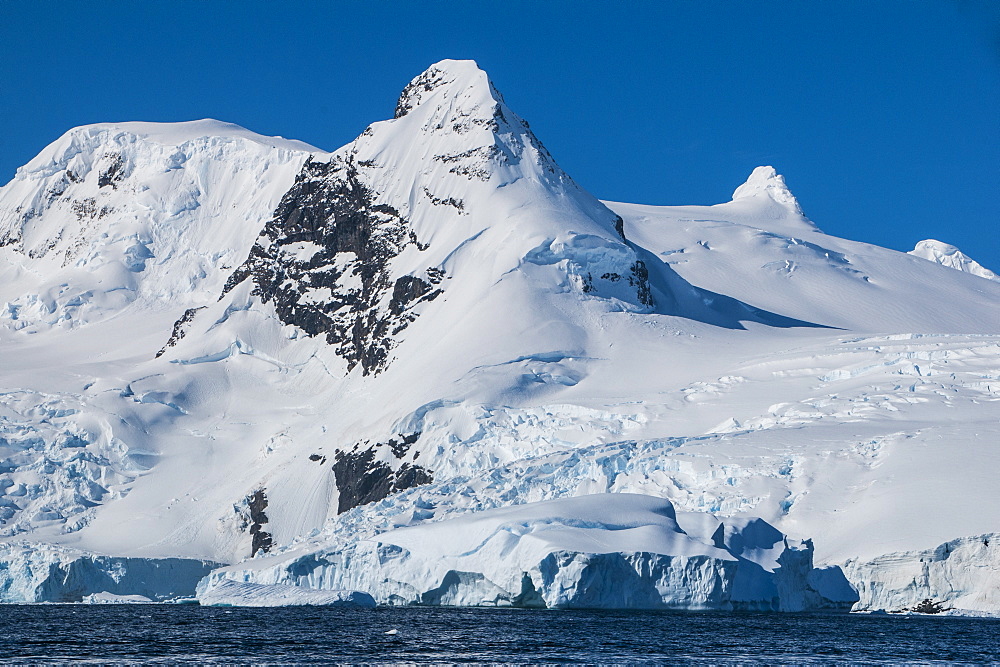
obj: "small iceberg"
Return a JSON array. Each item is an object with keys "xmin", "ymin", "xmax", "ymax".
[
  {"xmin": 82, "ymin": 592, "xmax": 154, "ymax": 604},
  {"xmin": 196, "ymin": 579, "xmax": 376, "ymax": 608}
]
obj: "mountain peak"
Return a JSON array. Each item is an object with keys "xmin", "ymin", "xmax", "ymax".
[
  {"xmin": 732, "ymin": 166, "xmax": 803, "ymax": 215},
  {"xmin": 394, "ymin": 59, "xmax": 502, "ymax": 120},
  {"xmin": 909, "ymin": 239, "xmax": 1000, "ymax": 282}
]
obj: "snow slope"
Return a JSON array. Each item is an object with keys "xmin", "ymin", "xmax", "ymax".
[
  {"xmin": 0, "ymin": 60, "xmax": 998, "ymax": 611},
  {"xmin": 0, "ymin": 119, "xmax": 317, "ymax": 552},
  {"xmin": 0, "ymin": 120, "xmax": 315, "ymax": 323},
  {"xmin": 608, "ymin": 173, "xmax": 1000, "ymax": 332}
]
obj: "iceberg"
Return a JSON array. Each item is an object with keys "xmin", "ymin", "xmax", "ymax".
[
  {"xmin": 81, "ymin": 592, "xmax": 154, "ymax": 604},
  {"xmin": 196, "ymin": 579, "xmax": 376, "ymax": 607}
]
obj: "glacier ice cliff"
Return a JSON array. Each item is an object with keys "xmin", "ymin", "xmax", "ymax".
[
  {"xmin": 844, "ymin": 533, "xmax": 1000, "ymax": 613},
  {"xmin": 204, "ymin": 494, "xmax": 858, "ymax": 611},
  {"xmin": 0, "ymin": 543, "xmax": 218, "ymax": 602}
]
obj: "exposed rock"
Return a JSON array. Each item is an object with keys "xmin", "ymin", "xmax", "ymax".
[
  {"xmin": 223, "ymin": 156, "xmax": 441, "ymax": 375},
  {"xmin": 629, "ymin": 261, "xmax": 654, "ymax": 307},
  {"xmin": 905, "ymin": 598, "xmax": 953, "ymax": 614},
  {"xmin": 97, "ymin": 153, "xmax": 125, "ymax": 189},
  {"xmin": 246, "ymin": 490, "xmax": 272, "ymax": 557},
  {"xmin": 155, "ymin": 307, "xmax": 207, "ymax": 358},
  {"xmin": 614, "ymin": 215, "xmax": 626, "ymax": 242},
  {"xmin": 333, "ymin": 438, "xmax": 432, "ymax": 514}
]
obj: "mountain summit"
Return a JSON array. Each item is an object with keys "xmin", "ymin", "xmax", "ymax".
[
  {"xmin": 393, "ymin": 59, "xmax": 504, "ymax": 119},
  {"xmin": 214, "ymin": 59, "xmax": 656, "ymax": 377}
]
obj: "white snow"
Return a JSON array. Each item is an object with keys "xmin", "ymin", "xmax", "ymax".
[
  {"xmin": 0, "ymin": 119, "xmax": 318, "ymax": 335},
  {"xmin": 0, "ymin": 59, "xmax": 998, "ymax": 612},
  {"xmin": 731, "ymin": 166, "xmax": 806, "ymax": 217}
]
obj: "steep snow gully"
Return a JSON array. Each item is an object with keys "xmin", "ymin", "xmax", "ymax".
[{"xmin": 1, "ymin": 60, "xmax": 999, "ymax": 611}]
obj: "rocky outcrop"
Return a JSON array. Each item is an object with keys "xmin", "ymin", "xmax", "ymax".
[
  {"xmin": 332, "ymin": 433, "xmax": 431, "ymax": 514},
  {"xmin": 223, "ymin": 155, "xmax": 441, "ymax": 375}
]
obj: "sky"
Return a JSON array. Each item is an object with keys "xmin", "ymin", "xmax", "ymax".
[{"xmin": 1, "ymin": 1, "xmax": 998, "ymax": 271}]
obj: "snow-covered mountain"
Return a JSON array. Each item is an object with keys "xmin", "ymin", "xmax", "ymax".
[
  {"xmin": 1, "ymin": 60, "xmax": 999, "ymax": 611},
  {"xmin": 908, "ymin": 239, "xmax": 999, "ymax": 282}
]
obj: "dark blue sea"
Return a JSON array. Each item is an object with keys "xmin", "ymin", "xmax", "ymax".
[{"xmin": 0, "ymin": 606, "xmax": 998, "ymax": 664}]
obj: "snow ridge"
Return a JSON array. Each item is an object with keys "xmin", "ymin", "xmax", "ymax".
[{"xmin": 0, "ymin": 121, "xmax": 314, "ymax": 334}]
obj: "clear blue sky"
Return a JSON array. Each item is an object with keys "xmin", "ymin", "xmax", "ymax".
[{"xmin": 2, "ymin": 1, "xmax": 998, "ymax": 270}]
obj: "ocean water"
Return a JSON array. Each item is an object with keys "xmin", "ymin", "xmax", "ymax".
[{"xmin": 0, "ymin": 606, "xmax": 997, "ymax": 664}]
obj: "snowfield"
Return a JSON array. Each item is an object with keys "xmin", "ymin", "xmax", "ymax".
[{"xmin": 0, "ymin": 60, "xmax": 998, "ymax": 611}]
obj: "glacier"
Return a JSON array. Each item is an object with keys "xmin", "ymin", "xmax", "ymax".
[
  {"xmin": 0, "ymin": 59, "xmax": 998, "ymax": 611},
  {"xmin": 844, "ymin": 533, "xmax": 1000, "ymax": 614}
]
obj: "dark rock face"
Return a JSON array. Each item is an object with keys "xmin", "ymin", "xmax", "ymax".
[
  {"xmin": 155, "ymin": 307, "xmax": 206, "ymax": 358},
  {"xmin": 629, "ymin": 261, "xmax": 654, "ymax": 307},
  {"xmin": 394, "ymin": 65, "xmax": 496, "ymax": 119},
  {"xmin": 332, "ymin": 433, "xmax": 431, "ymax": 514},
  {"xmin": 98, "ymin": 153, "xmax": 125, "ymax": 189},
  {"xmin": 70, "ymin": 197, "xmax": 111, "ymax": 223},
  {"xmin": 386, "ymin": 432, "xmax": 420, "ymax": 458},
  {"xmin": 614, "ymin": 215, "xmax": 627, "ymax": 242},
  {"xmin": 223, "ymin": 156, "xmax": 442, "ymax": 375},
  {"xmin": 246, "ymin": 490, "xmax": 273, "ymax": 557}
]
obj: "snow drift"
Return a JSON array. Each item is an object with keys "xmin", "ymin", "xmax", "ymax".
[{"xmin": 908, "ymin": 239, "xmax": 999, "ymax": 282}]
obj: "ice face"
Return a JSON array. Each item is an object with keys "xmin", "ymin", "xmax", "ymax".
[
  {"xmin": 0, "ymin": 542, "xmax": 218, "ymax": 602},
  {"xmin": 204, "ymin": 493, "xmax": 857, "ymax": 611},
  {"xmin": 196, "ymin": 579, "xmax": 375, "ymax": 607}
]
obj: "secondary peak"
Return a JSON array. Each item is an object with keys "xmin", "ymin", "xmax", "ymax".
[{"xmin": 732, "ymin": 166, "xmax": 803, "ymax": 214}]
